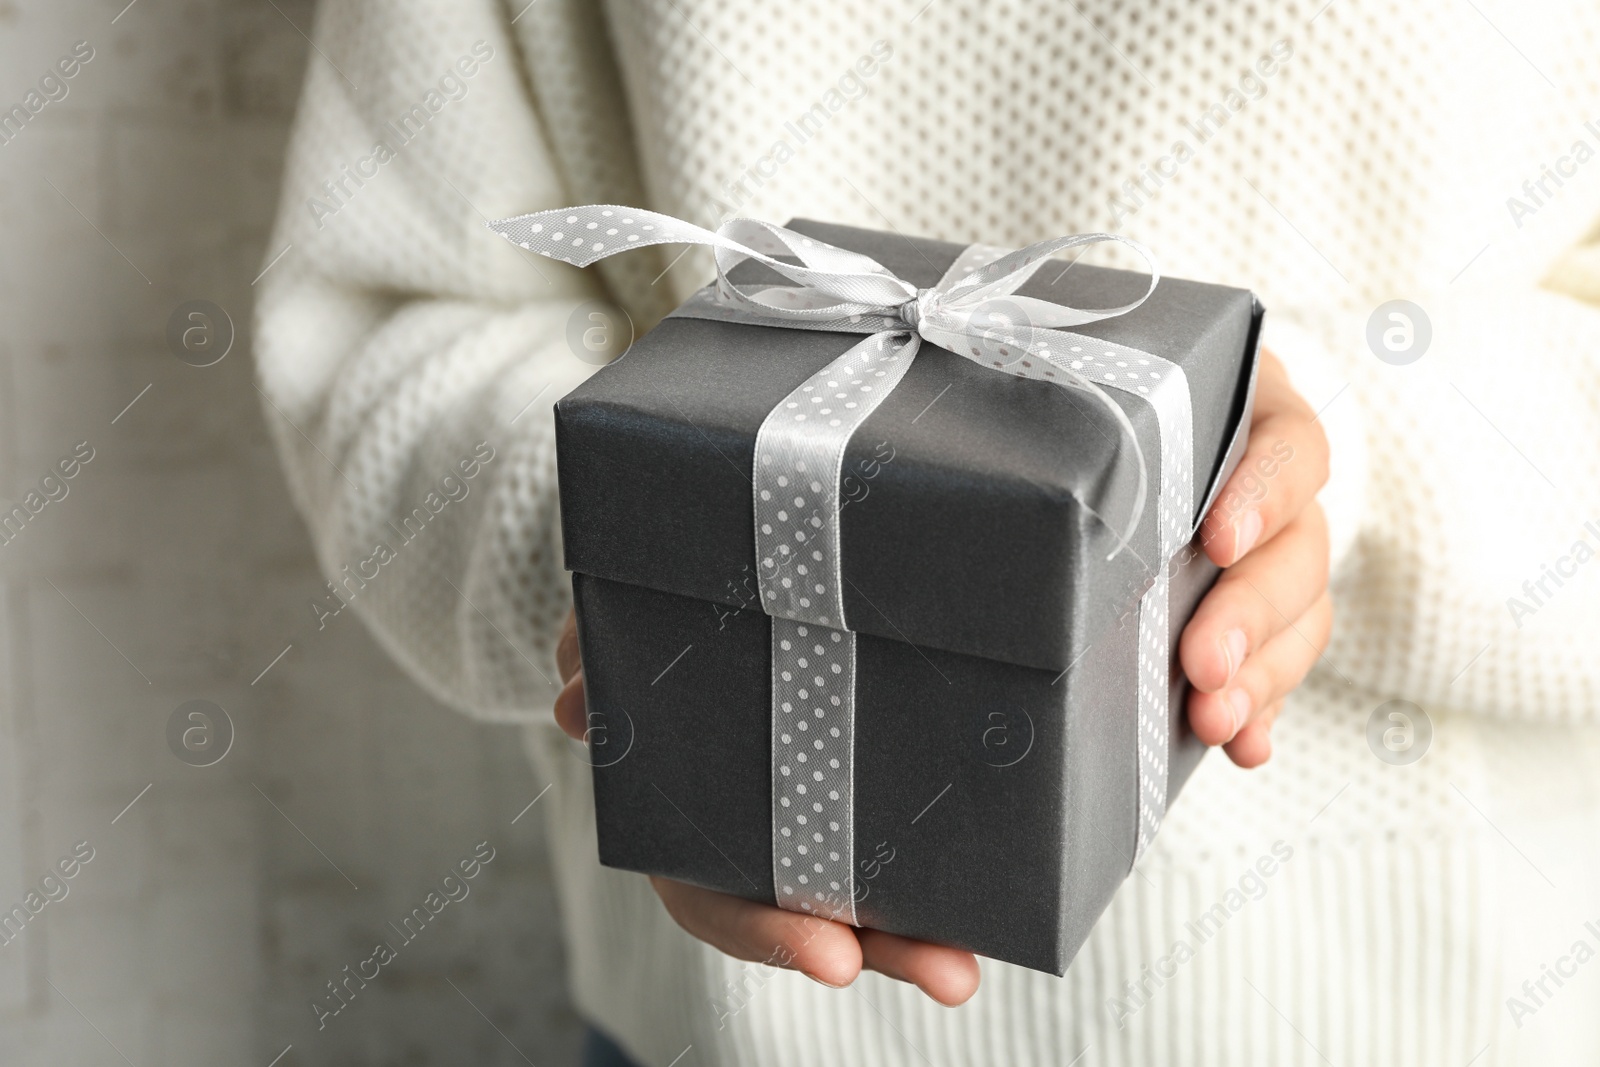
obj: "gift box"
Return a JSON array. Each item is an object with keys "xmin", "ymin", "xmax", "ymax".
[{"xmin": 531, "ymin": 213, "xmax": 1262, "ymax": 975}]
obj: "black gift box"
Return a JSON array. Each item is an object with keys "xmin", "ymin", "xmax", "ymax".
[{"xmin": 558, "ymin": 219, "xmax": 1263, "ymax": 974}]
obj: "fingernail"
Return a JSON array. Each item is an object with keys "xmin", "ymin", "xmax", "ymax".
[
  {"xmin": 806, "ymin": 972, "xmax": 849, "ymax": 989},
  {"xmin": 1220, "ymin": 629, "xmax": 1249, "ymax": 683},
  {"xmin": 1231, "ymin": 510, "xmax": 1263, "ymax": 564},
  {"xmin": 1227, "ymin": 688, "xmax": 1252, "ymax": 739}
]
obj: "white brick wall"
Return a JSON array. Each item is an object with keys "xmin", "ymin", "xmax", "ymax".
[{"xmin": 0, "ymin": 2, "xmax": 581, "ymax": 1063}]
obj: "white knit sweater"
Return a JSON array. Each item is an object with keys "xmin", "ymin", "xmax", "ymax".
[{"xmin": 256, "ymin": 1, "xmax": 1600, "ymax": 1063}]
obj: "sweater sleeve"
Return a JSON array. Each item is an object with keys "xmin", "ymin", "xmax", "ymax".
[{"xmin": 253, "ymin": 0, "xmax": 658, "ymax": 723}]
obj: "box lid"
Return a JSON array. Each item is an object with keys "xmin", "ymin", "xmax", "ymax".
[{"xmin": 556, "ymin": 219, "xmax": 1261, "ymax": 673}]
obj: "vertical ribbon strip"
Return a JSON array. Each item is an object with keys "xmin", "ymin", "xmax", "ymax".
[
  {"xmin": 490, "ymin": 207, "xmax": 1193, "ymax": 910},
  {"xmin": 1073, "ymin": 342, "xmax": 1193, "ymax": 860},
  {"xmin": 754, "ymin": 245, "xmax": 1011, "ymax": 922}
]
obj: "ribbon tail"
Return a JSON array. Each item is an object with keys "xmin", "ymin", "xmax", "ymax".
[
  {"xmin": 1084, "ymin": 384, "xmax": 1147, "ymax": 562},
  {"xmin": 488, "ymin": 205, "xmax": 725, "ymax": 267},
  {"xmin": 488, "ymin": 206, "xmax": 915, "ymax": 317}
]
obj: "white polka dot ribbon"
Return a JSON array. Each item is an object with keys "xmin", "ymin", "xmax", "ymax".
[{"xmin": 490, "ymin": 206, "xmax": 1194, "ymax": 909}]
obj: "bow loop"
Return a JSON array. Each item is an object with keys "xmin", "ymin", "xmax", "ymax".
[
  {"xmin": 713, "ymin": 218, "xmax": 915, "ymax": 314},
  {"xmin": 938, "ymin": 233, "xmax": 1161, "ymax": 336}
]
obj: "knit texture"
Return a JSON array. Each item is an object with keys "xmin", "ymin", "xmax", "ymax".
[{"xmin": 256, "ymin": 1, "xmax": 1600, "ymax": 1062}]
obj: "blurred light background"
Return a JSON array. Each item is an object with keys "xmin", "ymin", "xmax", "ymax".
[{"xmin": 0, "ymin": 1, "xmax": 579, "ymax": 1062}]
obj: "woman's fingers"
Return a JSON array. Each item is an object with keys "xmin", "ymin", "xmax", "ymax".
[
  {"xmin": 553, "ymin": 610, "xmax": 587, "ymax": 740},
  {"xmin": 856, "ymin": 927, "xmax": 980, "ymax": 1005},
  {"xmin": 556, "ymin": 610, "xmax": 581, "ymax": 681},
  {"xmin": 650, "ymin": 877, "xmax": 864, "ymax": 988},
  {"xmin": 1181, "ymin": 501, "xmax": 1328, "ymax": 703},
  {"xmin": 1228, "ymin": 587, "xmax": 1331, "ymax": 728},
  {"xmin": 649, "ymin": 877, "xmax": 980, "ymax": 1004},
  {"xmin": 1198, "ymin": 350, "xmax": 1330, "ymax": 568},
  {"xmin": 1223, "ymin": 699, "xmax": 1284, "ymax": 769},
  {"xmin": 1188, "ymin": 588, "xmax": 1333, "ymax": 764},
  {"xmin": 553, "ymin": 672, "xmax": 586, "ymax": 740}
]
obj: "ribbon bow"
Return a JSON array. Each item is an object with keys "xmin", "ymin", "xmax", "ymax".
[
  {"xmin": 489, "ymin": 207, "xmax": 1160, "ymax": 557},
  {"xmin": 491, "ymin": 206, "xmax": 1192, "ymax": 918}
]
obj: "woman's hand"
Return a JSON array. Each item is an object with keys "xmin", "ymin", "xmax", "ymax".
[
  {"xmin": 553, "ymin": 611, "xmax": 982, "ymax": 1005},
  {"xmin": 1180, "ymin": 347, "xmax": 1332, "ymax": 768}
]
